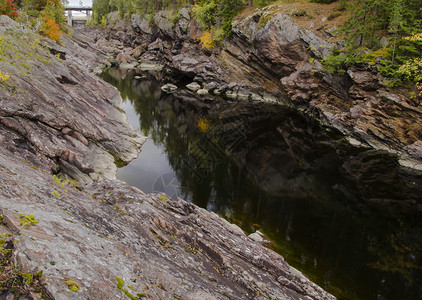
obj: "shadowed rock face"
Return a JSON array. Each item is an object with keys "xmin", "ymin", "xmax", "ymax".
[
  {"xmin": 159, "ymin": 90, "xmax": 421, "ymax": 210},
  {"xmin": 0, "ymin": 17, "xmax": 334, "ymax": 299}
]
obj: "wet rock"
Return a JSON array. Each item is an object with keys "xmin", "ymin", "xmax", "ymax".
[
  {"xmin": 186, "ymin": 82, "xmax": 201, "ymax": 92},
  {"xmin": 171, "ymin": 53, "xmax": 225, "ymax": 81},
  {"xmin": 203, "ymin": 81, "xmax": 219, "ymax": 93},
  {"xmin": 227, "ymin": 82, "xmax": 238, "ymax": 89},
  {"xmin": 249, "ymin": 232, "xmax": 264, "ymax": 242},
  {"xmin": 138, "ymin": 61, "xmax": 164, "ymax": 71},
  {"xmin": 161, "ymin": 83, "xmax": 178, "ymax": 93},
  {"xmin": 119, "ymin": 61, "xmax": 138, "ymax": 70},
  {"xmin": 226, "ymin": 90, "xmax": 238, "ymax": 99},
  {"xmin": 237, "ymin": 88, "xmax": 250, "ymax": 101},
  {"xmin": 399, "ymin": 141, "xmax": 422, "ymax": 173},
  {"xmin": 197, "ymin": 88, "xmax": 209, "ymax": 95}
]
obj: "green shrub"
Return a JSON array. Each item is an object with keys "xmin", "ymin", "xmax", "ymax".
[
  {"xmin": 310, "ymin": 0, "xmax": 338, "ymax": 3},
  {"xmin": 323, "ymin": 49, "xmax": 363, "ymax": 74},
  {"xmin": 192, "ymin": 2, "xmax": 217, "ymax": 30}
]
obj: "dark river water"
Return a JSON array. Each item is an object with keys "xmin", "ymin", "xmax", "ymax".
[{"xmin": 101, "ymin": 69, "xmax": 422, "ymax": 300}]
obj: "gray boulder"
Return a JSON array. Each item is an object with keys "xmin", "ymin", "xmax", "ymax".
[
  {"xmin": 186, "ymin": 82, "xmax": 201, "ymax": 92},
  {"xmin": 131, "ymin": 14, "xmax": 152, "ymax": 34},
  {"xmin": 161, "ymin": 83, "xmax": 178, "ymax": 93}
]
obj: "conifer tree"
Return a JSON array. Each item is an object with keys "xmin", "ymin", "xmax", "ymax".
[{"xmin": 389, "ymin": 0, "xmax": 404, "ymax": 63}]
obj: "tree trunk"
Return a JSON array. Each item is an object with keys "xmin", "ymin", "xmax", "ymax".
[
  {"xmin": 249, "ymin": 0, "xmax": 253, "ymax": 7},
  {"xmin": 392, "ymin": 36, "xmax": 397, "ymax": 64}
]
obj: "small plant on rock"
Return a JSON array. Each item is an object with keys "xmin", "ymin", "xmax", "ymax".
[
  {"xmin": 0, "ymin": 71, "xmax": 10, "ymax": 82},
  {"xmin": 18, "ymin": 214, "xmax": 38, "ymax": 227}
]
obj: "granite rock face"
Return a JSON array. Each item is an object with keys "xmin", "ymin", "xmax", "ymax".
[
  {"xmin": 0, "ymin": 25, "xmax": 145, "ymax": 183},
  {"xmin": 0, "ymin": 16, "xmax": 334, "ymax": 300},
  {"xmin": 0, "ymin": 157, "xmax": 335, "ymax": 299}
]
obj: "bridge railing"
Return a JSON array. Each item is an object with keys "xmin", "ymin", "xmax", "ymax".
[{"xmin": 65, "ymin": 7, "xmax": 92, "ymax": 27}]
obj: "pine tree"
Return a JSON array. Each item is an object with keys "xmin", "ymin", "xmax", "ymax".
[{"xmin": 389, "ymin": 0, "xmax": 404, "ymax": 63}]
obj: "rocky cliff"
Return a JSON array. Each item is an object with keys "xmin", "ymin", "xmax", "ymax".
[
  {"xmin": 97, "ymin": 6, "xmax": 422, "ymax": 183},
  {"xmin": 0, "ymin": 16, "xmax": 334, "ymax": 299}
]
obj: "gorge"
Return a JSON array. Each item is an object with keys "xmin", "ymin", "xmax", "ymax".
[{"xmin": 0, "ymin": 0, "xmax": 421, "ymax": 299}]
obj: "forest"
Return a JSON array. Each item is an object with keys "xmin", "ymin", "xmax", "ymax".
[
  {"xmin": 0, "ymin": 0, "xmax": 66, "ymax": 41},
  {"xmin": 90, "ymin": 0, "xmax": 422, "ymax": 92}
]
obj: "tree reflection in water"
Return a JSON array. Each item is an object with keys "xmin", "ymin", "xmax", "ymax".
[{"xmin": 101, "ymin": 69, "xmax": 422, "ymax": 300}]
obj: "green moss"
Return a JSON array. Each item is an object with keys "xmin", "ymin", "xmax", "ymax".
[
  {"xmin": 257, "ymin": 11, "xmax": 276, "ymax": 30},
  {"xmin": 116, "ymin": 277, "xmax": 125, "ymax": 289},
  {"xmin": 170, "ymin": 11, "xmax": 181, "ymax": 28},
  {"xmin": 19, "ymin": 214, "xmax": 38, "ymax": 227},
  {"xmin": 0, "ymin": 232, "xmax": 48, "ymax": 298},
  {"xmin": 22, "ymin": 160, "xmax": 47, "ymax": 173},
  {"xmin": 52, "ymin": 190, "xmax": 61, "ymax": 198},
  {"xmin": 0, "ymin": 238, "xmax": 11, "ymax": 256},
  {"xmin": 114, "ymin": 205, "xmax": 127, "ymax": 216},
  {"xmin": 186, "ymin": 243, "xmax": 198, "ymax": 254},
  {"xmin": 22, "ymin": 273, "xmax": 33, "ymax": 285},
  {"xmin": 116, "ymin": 277, "xmax": 144, "ymax": 300},
  {"xmin": 65, "ymin": 279, "xmax": 80, "ymax": 292},
  {"xmin": 114, "ymin": 157, "xmax": 128, "ymax": 168},
  {"xmin": 362, "ymin": 48, "xmax": 390, "ymax": 66},
  {"xmin": 0, "ymin": 31, "xmax": 50, "ymax": 75}
]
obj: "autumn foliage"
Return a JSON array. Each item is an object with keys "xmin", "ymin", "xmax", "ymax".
[
  {"xmin": 41, "ymin": 17, "xmax": 61, "ymax": 42},
  {"xmin": 199, "ymin": 31, "xmax": 216, "ymax": 49},
  {"xmin": 0, "ymin": 0, "xmax": 19, "ymax": 19}
]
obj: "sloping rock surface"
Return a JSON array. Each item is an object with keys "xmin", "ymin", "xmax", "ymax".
[{"xmin": 0, "ymin": 17, "xmax": 334, "ymax": 300}]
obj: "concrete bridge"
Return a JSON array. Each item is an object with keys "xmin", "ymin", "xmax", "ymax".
[{"xmin": 65, "ymin": 6, "xmax": 92, "ymax": 27}]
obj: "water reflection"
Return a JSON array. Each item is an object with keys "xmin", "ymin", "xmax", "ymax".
[{"xmin": 101, "ymin": 69, "xmax": 422, "ymax": 300}]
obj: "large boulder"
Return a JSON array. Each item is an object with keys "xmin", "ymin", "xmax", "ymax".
[
  {"xmin": 131, "ymin": 14, "xmax": 153, "ymax": 34},
  {"xmin": 233, "ymin": 11, "xmax": 333, "ymax": 78},
  {"xmin": 186, "ymin": 82, "xmax": 201, "ymax": 92},
  {"xmin": 154, "ymin": 11, "xmax": 174, "ymax": 37},
  {"xmin": 161, "ymin": 83, "xmax": 178, "ymax": 93}
]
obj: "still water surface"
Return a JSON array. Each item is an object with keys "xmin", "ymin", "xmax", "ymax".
[{"xmin": 101, "ymin": 69, "xmax": 422, "ymax": 300}]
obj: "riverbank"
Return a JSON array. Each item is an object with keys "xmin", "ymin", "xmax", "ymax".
[
  {"xmin": 0, "ymin": 16, "xmax": 334, "ymax": 299},
  {"xmin": 101, "ymin": 68, "xmax": 422, "ymax": 300},
  {"xmin": 96, "ymin": 5, "xmax": 422, "ymax": 181},
  {"xmin": 88, "ymin": 6, "xmax": 422, "ymax": 298}
]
